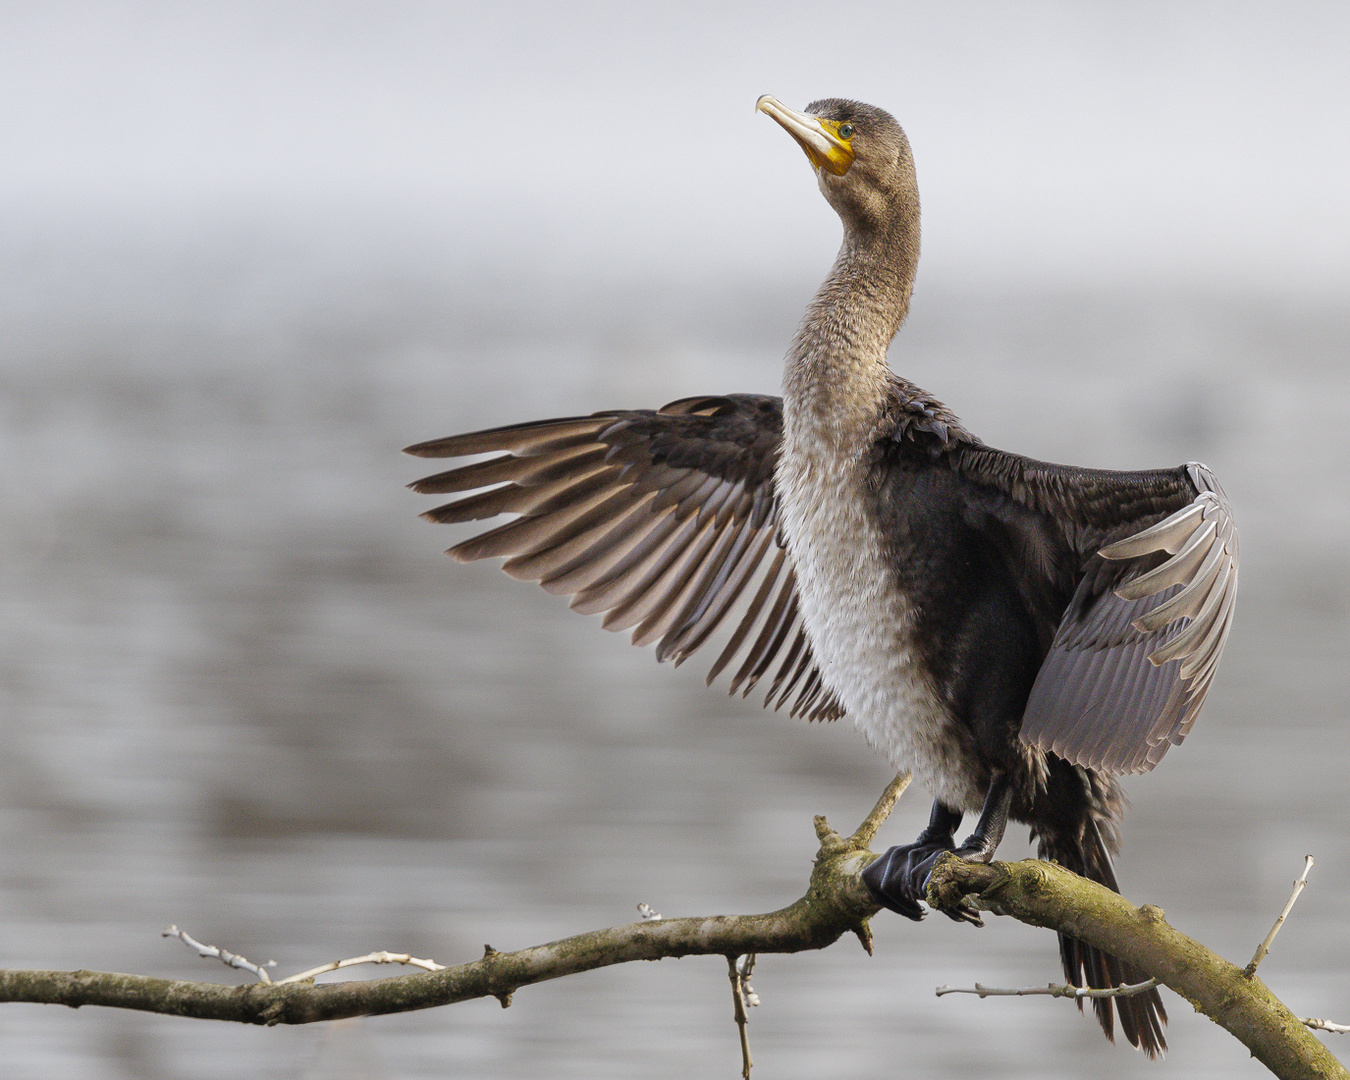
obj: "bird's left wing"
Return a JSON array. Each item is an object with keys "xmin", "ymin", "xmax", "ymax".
[
  {"xmin": 405, "ymin": 394, "xmax": 843, "ymax": 721},
  {"xmin": 955, "ymin": 452, "xmax": 1239, "ymax": 775}
]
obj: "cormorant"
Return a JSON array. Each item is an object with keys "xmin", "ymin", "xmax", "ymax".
[{"xmin": 405, "ymin": 96, "xmax": 1238, "ymax": 1056}]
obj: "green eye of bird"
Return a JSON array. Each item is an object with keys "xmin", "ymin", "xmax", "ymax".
[{"xmin": 838, "ymin": 123, "xmax": 854, "ymax": 139}]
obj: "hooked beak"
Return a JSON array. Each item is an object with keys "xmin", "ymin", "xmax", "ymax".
[{"xmin": 756, "ymin": 94, "xmax": 855, "ymax": 176}]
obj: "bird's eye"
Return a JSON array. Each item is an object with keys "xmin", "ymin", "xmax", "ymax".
[{"xmin": 838, "ymin": 123, "xmax": 855, "ymax": 140}]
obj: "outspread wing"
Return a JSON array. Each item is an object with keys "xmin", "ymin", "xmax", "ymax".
[
  {"xmin": 1015, "ymin": 463, "xmax": 1239, "ymax": 774},
  {"xmin": 405, "ymin": 394, "xmax": 843, "ymax": 721},
  {"xmin": 953, "ymin": 450, "xmax": 1239, "ymax": 774}
]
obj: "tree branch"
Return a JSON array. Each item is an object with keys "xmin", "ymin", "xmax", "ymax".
[
  {"xmin": 1, "ymin": 772, "xmax": 1345, "ymax": 1080},
  {"xmin": 0, "ymin": 775, "xmax": 908, "ymax": 1027},
  {"xmin": 927, "ymin": 855, "xmax": 1349, "ymax": 1080}
]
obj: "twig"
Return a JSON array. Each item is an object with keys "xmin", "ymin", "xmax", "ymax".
[
  {"xmin": 1, "ymin": 797, "xmax": 889, "ymax": 1027},
  {"xmin": 739, "ymin": 954, "xmax": 759, "ymax": 1008},
  {"xmin": 936, "ymin": 977, "xmax": 1160, "ymax": 1000},
  {"xmin": 275, "ymin": 951, "xmax": 447, "ymax": 986},
  {"xmin": 162, "ymin": 926, "xmax": 276, "ymax": 984},
  {"xmin": 1245, "ymin": 855, "xmax": 1314, "ymax": 978},
  {"xmin": 928, "ymin": 856, "xmax": 1350, "ymax": 1080},
  {"xmin": 846, "ymin": 772, "xmax": 912, "ymax": 848},
  {"xmin": 15, "ymin": 803, "xmax": 1340, "ymax": 1080},
  {"xmin": 727, "ymin": 954, "xmax": 757, "ymax": 1079},
  {"xmin": 1301, "ymin": 1017, "xmax": 1350, "ymax": 1035}
]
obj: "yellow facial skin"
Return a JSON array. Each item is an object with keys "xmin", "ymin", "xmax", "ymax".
[{"xmin": 755, "ymin": 95, "xmax": 856, "ymax": 176}]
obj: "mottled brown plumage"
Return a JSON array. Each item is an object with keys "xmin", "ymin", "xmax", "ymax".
[{"xmin": 406, "ymin": 96, "xmax": 1238, "ymax": 1056}]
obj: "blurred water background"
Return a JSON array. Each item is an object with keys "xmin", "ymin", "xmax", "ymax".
[{"xmin": 2, "ymin": 4, "xmax": 1349, "ymax": 1078}]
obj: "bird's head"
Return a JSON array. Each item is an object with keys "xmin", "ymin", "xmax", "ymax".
[{"xmin": 756, "ymin": 95, "xmax": 918, "ymax": 244}]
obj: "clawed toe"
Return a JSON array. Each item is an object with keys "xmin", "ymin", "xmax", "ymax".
[{"xmin": 930, "ymin": 853, "xmax": 986, "ymax": 925}]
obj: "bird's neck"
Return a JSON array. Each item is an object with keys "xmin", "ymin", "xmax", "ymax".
[{"xmin": 783, "ymin": 229, "xmax": 917, "ymax": 450}]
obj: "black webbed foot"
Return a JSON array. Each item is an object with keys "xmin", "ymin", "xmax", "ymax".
[
  {"xmin": 862, "ymin": 840, "xmax": 974, "ymax": 923},
  {"xmin": 862, "ymin": 798, "xmax": 970, "ymax": 922},
  {"xmin": 863, "ymin": 773, "xmax": 1013, "ymax": 927}
]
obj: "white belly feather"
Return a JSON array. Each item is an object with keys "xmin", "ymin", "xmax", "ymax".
[{"xmin": 776, "ymin": 439, "xmax": 985, "ymax": 811}]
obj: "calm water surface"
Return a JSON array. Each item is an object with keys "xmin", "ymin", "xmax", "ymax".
[{"xmin": 1, "ymin": 246, "xmax": 1348, "ymax": 1078}]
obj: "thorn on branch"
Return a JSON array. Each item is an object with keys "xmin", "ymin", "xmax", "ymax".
[
  {"xmin": 852, "ymin": 921, "xmax": 874, "ymax": 956},
  {"xmin": 482, "ymin": 943, "xmax": 512, "ymax": 1005}
]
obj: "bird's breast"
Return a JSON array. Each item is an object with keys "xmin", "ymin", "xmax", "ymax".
[{"xmin": 776, "ymin": 429, "xmax": 985, "ymax": 811}]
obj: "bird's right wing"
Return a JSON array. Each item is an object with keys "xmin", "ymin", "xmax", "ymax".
[{"xmin": 405, "ymin": 394, "xmax": 843, "ymax": 721}]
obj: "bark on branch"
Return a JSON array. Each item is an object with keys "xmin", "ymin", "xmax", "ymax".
[
  {"xmin": 927, "ymin": 855, "xmax": 1348, "ymax": 1080},
  {"xmin": 0, "ymin": 776, "xmax": 906, "ymax": 1027},
  {"xmin": 0, "ymin": 772, "xmax": 1344, "ymax": 1080}
]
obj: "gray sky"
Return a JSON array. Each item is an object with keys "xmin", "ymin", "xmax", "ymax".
[{"xmin": 3, "ymin": 1, "xmax": 1349, "ymax": 294}]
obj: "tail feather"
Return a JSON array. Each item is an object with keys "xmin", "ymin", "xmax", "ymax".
[{"xmin": 1036, "ymin": 815, "xmax": 1168, "ymax": 1056}]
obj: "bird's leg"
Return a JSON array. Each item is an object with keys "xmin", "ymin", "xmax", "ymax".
[
  {"xmin": 861, "ymin": 799, "xmax": 963, "ymax": 922},
  {"xmin": 951, "ymin": 770, "xmax": 1012, "ymax": 862},
  {"xmin": 862, "ymin": 773, "xmax": 1012, "ymax": 927},
  {"xmin": 915, "ymin": 798, "xmax": 964, "ymax": 849}
]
